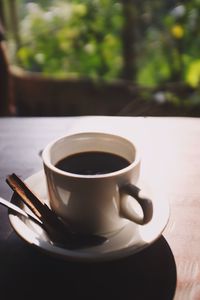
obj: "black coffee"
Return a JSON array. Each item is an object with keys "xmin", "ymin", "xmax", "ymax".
[{"xmin": 55, "ymin": 151, "xmax": 130, "ymax": 175}]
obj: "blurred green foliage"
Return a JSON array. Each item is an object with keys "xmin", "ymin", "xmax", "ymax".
[
  {"xmin": 15, "ymin": 0, "xmax": 123, "ymax": 80},
  {"xmin": 5, "ymin": 0, "xmax": 200, "ymax": 88}
]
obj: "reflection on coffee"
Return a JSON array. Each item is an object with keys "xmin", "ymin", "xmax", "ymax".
[{"xmin": 55, "ymin": 151, "xmax": 130, "ymax": 175}]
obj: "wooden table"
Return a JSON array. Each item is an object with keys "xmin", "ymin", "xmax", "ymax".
[{"xmin": 0, "ymin": 116, "xmax": 200, "ymax": 300}]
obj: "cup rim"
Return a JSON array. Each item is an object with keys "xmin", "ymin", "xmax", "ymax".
[{"xmin": 42, "ymin": 132, "xmax": 141, "ymax": 179}]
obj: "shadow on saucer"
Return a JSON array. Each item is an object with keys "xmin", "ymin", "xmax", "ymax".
[{"xmin": 0, "ymin": 234, "xmax": 176, "ymax": 300}]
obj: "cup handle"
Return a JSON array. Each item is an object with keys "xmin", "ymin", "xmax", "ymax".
[{"xmin": 120, "ymin": 184, "xmax": 153, "ymax": 225}]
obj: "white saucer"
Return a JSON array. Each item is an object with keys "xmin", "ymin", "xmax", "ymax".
[{"xmin": 8, "ymin": 170, "xmax": 170, "ymax": 262}]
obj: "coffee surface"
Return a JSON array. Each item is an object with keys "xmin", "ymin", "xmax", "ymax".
[{"xmin": 55, "ymin": 151, "xmax": 130, "ymax": 175}]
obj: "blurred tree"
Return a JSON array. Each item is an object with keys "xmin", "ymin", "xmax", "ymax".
[
  {"xmin": 2, "ymin": 0, "xmax": 200, "ymax": 90},
  {"xmin": 121, "ymin": 0, "xmax": 138, "ymax": 80},
  {"xmin": 11, "ymin": 0, "xmax": 123, "ymax": 80}
]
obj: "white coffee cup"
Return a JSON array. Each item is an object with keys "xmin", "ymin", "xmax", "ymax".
[{"xmin": 42, "ymin": 132, "xmax": 153, "ymax": 235}]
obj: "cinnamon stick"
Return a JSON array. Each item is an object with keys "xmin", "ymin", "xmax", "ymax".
[
  {"xmin": 6, "ymin": 174, "xmax": 42, "ymax": 219},
  {"xmin": 6, "ymin": 173, "xmax": 70, "ymax": 234}
]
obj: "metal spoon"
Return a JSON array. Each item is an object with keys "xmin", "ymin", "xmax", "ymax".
[
  {"xmin": 0, "ymin": 196, "xmax": 42, "ymax": 224},
  {"xmin": 0, "ymin": 196, "xmax": 107, "ymax": 248}
]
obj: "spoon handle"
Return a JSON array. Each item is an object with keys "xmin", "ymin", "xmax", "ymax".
[{"xmin": 0, "ymin": 196, "xmax": 42, "ymax": 224}]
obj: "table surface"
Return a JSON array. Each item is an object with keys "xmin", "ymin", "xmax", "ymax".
[{"xmin": 0, "ymin": 116, "xmax": 200, "ymax": 300}]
